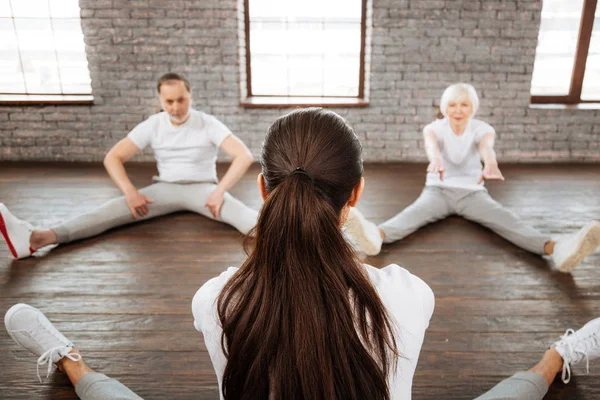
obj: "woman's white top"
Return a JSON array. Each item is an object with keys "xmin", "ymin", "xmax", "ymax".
[
  {"xmin": 192, "ymin": 263, "xmax": 435, "ymax": 399},
  {"xmin": 424, "ymin": 117, "xmax": 495, "ymax": 191}
]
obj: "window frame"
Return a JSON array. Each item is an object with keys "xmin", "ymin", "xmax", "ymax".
[
  {"xmin": 240, "ymin": 0, "xmax": 369, "ymax": 108},
  {"xmin": 531, "ymin": 0, "xmax": 599, "ymax": 104}
]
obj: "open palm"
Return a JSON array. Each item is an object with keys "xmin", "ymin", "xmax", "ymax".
[{"xmin": 479, "ymin": 163, "xmax": 505, "ymax": 183}]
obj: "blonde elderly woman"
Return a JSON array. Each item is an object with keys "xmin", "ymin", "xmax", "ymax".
[{"xmin": 347, "ymin": 83, "xmax": 600, "ymax": 273}]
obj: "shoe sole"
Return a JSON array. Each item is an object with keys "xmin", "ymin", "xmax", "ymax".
[
  {"xmin": 4, "ymin": 303, "xmax": 31, "ymax": 345},
  {"xmin": 0, "ymin": 207, "xmax": 19, "ymax": 259},
  {"xmin": 559, "ymin": 222, "xmax": 600, "ymax": 273}
]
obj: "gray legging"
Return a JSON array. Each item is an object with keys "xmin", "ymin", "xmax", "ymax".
[
  {"xmin": 75, "ymin": 373, "xmax": 142, "ymax": 400},
  {"xmin": 51, "ymin": 182, "xmax": 259, "ymax": 242},
  {"xmin": 379, "ymin": 186, "xmax": 551, "ymax": 255},
  {"xmin": 73, "ymin": 371, "xmax": 549, "ymax": 399}
]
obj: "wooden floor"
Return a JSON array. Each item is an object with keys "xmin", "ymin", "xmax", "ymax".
[{"xmin": 1, "ymin": 162, "xmax": 599, "ymax": 399}]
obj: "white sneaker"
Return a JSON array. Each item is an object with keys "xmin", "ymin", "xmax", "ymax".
[
  {"xmin": 5, "ymin": 303, "xmax": 81, "ymax": 382},
  {"xmin": 552, "ymin": 221, "xmax": 600, "ymax": 273},
  {"xmin": 553, "ymin": 317, "xmax": 600, "ymax": 384},
  {"xmin": 344, "ymin": 207, "xmax": 382, "ymax": 256},
  {"xmin": 0, "ymin": 203, "xmax": 34, "ymax": 259}
]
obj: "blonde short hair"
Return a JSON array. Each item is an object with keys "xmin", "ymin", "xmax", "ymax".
[{"xmin": 440, "ymin": 83, "xmax": 479, "ymax": 117}]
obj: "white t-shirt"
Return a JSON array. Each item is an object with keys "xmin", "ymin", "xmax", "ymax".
[
  {"xmin": 192, "ymin": 263, "xmax": 435, "ymax": 400},
  {"xmin": 127, "ymin": 109, "xmax": 232, "ymax": 183},
  {"xmin": 424, "ymin": 118, "xmax": 495, "ymax": 191}
]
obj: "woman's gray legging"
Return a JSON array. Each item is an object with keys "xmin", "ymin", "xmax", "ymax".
[
  {"xmin": 379, "ymin": 186, "xmax": 551, "ymax": 255},
  {"xmin": 51, "ymin": 182, "xmax": 259, "ymax": 242},
  {"xmin": 75, "ymin": 373, "xmax": 142, "ymax": 400},
  {"xmin": 474, "ymin": 372, "xmax": 549, "ymax": 400},
  {"xmin": 73, "ymin": 371, "xmax": 549, "ymax": 400}
]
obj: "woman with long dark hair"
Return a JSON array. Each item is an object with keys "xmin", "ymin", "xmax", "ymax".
[{"xmin": 192, "ymin": 107, "xmax": 435, "ymax": 400}]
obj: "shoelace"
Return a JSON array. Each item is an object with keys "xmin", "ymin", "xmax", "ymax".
[
  {"xmin": 560, "ymin": 329, "xmax": 576, "ymax": 384},
  {"xmin": 36, "ymin": 346, "xmax": 82, "ymax": 383},
  {"xmin": 559, "ymin": 328, "xmax": 600, "ymax": 384}
]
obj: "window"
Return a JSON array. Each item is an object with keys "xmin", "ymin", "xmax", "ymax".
[
  {"xmin": 241, "ymin": 0, "xmax": 368, "ymax": 107},
  {"xmin": 0, "ymin": 0, "xmax": 92, "ymax": 103},
  {"xmin": 531, "ymin": 0, "xmax": 599, "ymax": 103}
]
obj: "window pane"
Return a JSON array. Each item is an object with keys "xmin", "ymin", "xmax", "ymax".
[
  {"xmin": 15, "ymin": 18, "xmax": 61, "ymax": 93},
  {"xmin": 0, "ymin": 18, "xmax": 25, "ymax": 92},
  {"xmin": 0, "ymin": 1, "xmax": 91, "ymax": 95},
  {"xmin": 323, "ymin": 21, "xmax": 361, "ymax": 54},
  {"xmin": 250, "ymin": 21, "xmax": 286, "ymax": 55},
  {"xmin": 61, "ymin": 82, "xmax": 91, "ymax": 94},
  {"xmin": 249, "ymin": 0, "xmax": 361, "ymax": 19},
  {"xmin": 49, "ymin": 0, "xmax": 80, "ymax": 18},
  {"xmin": 53, "ymin": 18, "xmax": 91, "ymax": 92},
  {"xmin": 0, "ymin": 0, "xmax": 12, "ymax": 17},
  {"xmin": 10, "ymin": 0, "xmax": 49, "ymax": 18},
  {"xmin": 248, "ymin": 0, "xmax": 363, "ymax": 97},
  {"xmin": 323, "ymin": 55, "xmax": 360, "ymax": 96},
  {"xmin": 530, "ymin": 0, "xmax": 584, "ymax": 96},
  {"xmin": 251, "ymin": 55, "xmax": 288, "ymax": 95},
  {"xmin": 288, "ymin": 55, "xmax": 324, "ymax": 95},
  {"xmin": 581, "ymin": 7, "xmax": 600, "ymax": 100},
  {"xmin": 0, "ymin": 18, "xmax": 19, "ymax": 53}
]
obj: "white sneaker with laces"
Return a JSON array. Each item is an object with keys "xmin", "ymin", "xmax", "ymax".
[
  {"xmin": 552, "ymin": 221, "xmax": 600, "ymax": 273},
  {"xmin": 0, "ymin": 203, "xmax": 35, "ymax": 259},
  {"xmin": 553, "ymin": 317, "xmax": 600, "ymax": 384},
  {"xmin": 344, "ymin": 207, "xmax": 383, "ymax": 256},
  {"xmin": 4, "ymin": 303, "xmax": 81, "ymax": 382}
]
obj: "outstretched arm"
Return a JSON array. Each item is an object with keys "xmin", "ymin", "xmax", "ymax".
[
  {"xmin": 204, "ymin": 135, "xmax": 254, "ymax": 218},
  {"xmin": 478, "ymin": 132, "xmax": 505, "ymax": 183},
  {"xmin": 104, "ymin": 138, "xmax": 153, "ymax": 219},
  {"xmin": 423, "ymin": 128, "xmax": 444, "ymax": 180}
]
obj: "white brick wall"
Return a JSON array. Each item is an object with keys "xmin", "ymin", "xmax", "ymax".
[{"xmin": 1, "ymin": 0, "xmax": 599, "ymax": 162}]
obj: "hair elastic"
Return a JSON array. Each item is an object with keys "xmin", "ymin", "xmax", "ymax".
[{"xmin": 290, "ymin": 167, "xmax": 314, "ymax": 184}]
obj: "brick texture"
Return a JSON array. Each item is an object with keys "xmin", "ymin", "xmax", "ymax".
[{"xmin": 1, "ymin": 0, "xmax": 598, "ymax": 162}]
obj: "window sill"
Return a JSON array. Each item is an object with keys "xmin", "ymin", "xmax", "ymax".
[
  {"xmin": 0, "ymin": 94, "xmax": 94, "ymax": 105},
  {"xmin": 240, "ymin": 96, "xmax": 369, "ymax": 108},
  {"xmin": 529, "ymin": 103, "xmax": 600, "ymax": 110}
]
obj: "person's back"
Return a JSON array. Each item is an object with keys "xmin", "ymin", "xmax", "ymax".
[
  {"xmin": 191, "ymin": 108, "xmax": 435, "ymax": 400},
  {"xmin": 193, "ymin": 263, "xmax": 434, "ymax": 399}
]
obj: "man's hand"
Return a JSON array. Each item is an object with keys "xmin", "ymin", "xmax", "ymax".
[
  {"xmin": 427, "ymin": 158, "xmax": 445, "ymax": 181},
  {"xmin": 125, "ymin": 190, "xmax": 154, "ymax": 219},
  {"xmin": 205, "ymin": 188, "xmax": 225, "ymax": 218},
  {"xmin": 478, "ymin": 162, "xmax": 505, "ymax": 184}
]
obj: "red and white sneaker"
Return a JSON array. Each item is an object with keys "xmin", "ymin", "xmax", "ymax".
[{"xmin": 0, "ymin": 203, "xmax": 35, "ymax": 259}]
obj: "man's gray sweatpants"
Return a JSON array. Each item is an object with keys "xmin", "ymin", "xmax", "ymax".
[
  {"xmin": 379, "ymin": 186, "xmax": 550, "ymax": 255},
  {"xmin": 52, "ymin": 182, "xmax": 259, "ymax": 243},
  {"xmin": 73, "ymin": 371, "xmax": 549, "ymax": 400}
]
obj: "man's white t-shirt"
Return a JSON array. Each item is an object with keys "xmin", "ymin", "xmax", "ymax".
[
  {"xmin": 192, "ymin": 264, "xmax": 435, "ymax": 400},
  {"xmin": 424, "ymin": 117, "xmax": 495, "ymax": 191},
  {"xmin": 127, "ymin": 109, "xmax": 232, "ymax": 183}
]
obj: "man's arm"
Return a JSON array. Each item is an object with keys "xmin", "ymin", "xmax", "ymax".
[
  {"xmin": 478, "ymin": 132, "xmax": 505, "ymax": 183},
  {"xmin": 204, "ymin": 135, "xmax": 254, "ymax": 218},
  {"xmin": 104, "ymin": 138, "xmax": 153, "ymax": 219},
  {"xmin": 423, "ymin": 128, "xmax": 444, "ymax": 180}
]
